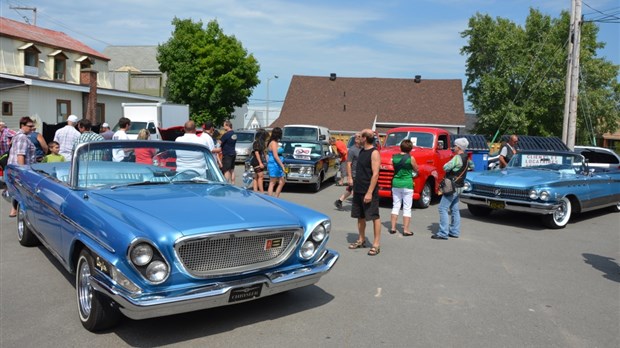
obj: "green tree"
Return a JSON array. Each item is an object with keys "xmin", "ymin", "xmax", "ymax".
[
  {"xmin": 461, "ymin": 9, "xmax": 619, "ymax": 144},
  {"xmin": 158, "ymin": 18, "xmax": 260, "ymax": 126}
]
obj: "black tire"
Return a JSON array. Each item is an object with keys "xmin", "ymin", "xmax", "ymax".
[
  {"xmin": 312, "ymin": 172, "xmax": 324, "ymax": 192},
  {"xmin": 542, "ymin": 197, "xmax": 572, "ymax": 229},
  {"xmin": 76, "ymin": 250, "xmax": 121, "ymax": 332},
  {"xmin": 467, "ymin": 204, "xmax": 492, "ymax": 217},
  {"xmin": 17, "ymin": 205, "xmax": 40, "ymax": 247},
  {"xmin": 609, "ymin": 201, "xmax": 620, "ymax": 212},
  {"xmin": 414, "ymin": 181, "xmax": 432, "ymax": 209}
]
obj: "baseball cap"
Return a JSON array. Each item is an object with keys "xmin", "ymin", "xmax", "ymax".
[
  {"xmin": 102, "ymin": 122, "xmax": 109, "ymax": 128},
  {"xmin": 67, "ymin": 115, "xmax": 78, "ymax": 123}
]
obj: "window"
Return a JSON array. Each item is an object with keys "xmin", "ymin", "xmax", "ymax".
[
  {"xmin": 2, "ymin": 102, "xmax": 12, "ymax": 116},
  {"xmin": 57, "ymin": 100, "xmax": 71, "ymax": 123},
  {"xmin": 53, "ymin": 54, "xmax": 67, "ymax": 81},
  {"xmin": 24, "ymin": 47, "xmax": 39, "ymax": 67},
  {"xmin": 95, "ymin": 103, "xmax": 105, "ymax": 124}
]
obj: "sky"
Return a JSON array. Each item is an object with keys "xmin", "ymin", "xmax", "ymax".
[{"xmin": 1, "ymin": 0, "xmax": 618, "ymax": 113}]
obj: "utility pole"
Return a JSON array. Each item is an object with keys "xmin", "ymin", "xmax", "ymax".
[
  {"xmin": 561, "ymin": 0, "xmax": 576, "ymax": 144},
  {"xmin": 562, "ymin": 0, "xmax": 582, "ymax": 150},
  {"xmin": 9, "ymin": 6, "xmax": 37, "ymax": 26},
  {"xmin": 265, "ymin": 75, "xmax": 278, "ymax": 127}
]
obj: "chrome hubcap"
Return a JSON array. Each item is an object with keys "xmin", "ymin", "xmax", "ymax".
[{"xmin": 77, "ymin": 258, "xmax": 92, "ymax": 319}]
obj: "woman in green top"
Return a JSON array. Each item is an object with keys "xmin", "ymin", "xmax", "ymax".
[{"xmin": 389, "ymin": 139, "xmax": 418, "ymax": 236}]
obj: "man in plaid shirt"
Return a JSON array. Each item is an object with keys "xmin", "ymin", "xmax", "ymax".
[
  {"xmin": 54, "ymin": 114, "xmax": 80, "ymax": 162},
  {"xmin": 73, "ymin": 118, "xmax": 105, "ymax": 161},
  {"xmin": 0, "ymin": 121, "xmax": 16, "ymax": 155}
]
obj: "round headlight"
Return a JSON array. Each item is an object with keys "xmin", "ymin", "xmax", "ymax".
[
  {"xmin": 311, "ymin": 225, "xmax": 326, "ymax": 242},
  {"xmin": 300, "ymin": 241, "xmax": 316, "ymax": 259},
  {"xmin": 146, "ymin": 261, "xmax": 168, "ymax": 282},
  {"xmin": 540, "ymin": 191, "xmax": 550, "ymax": 201},
  {"xmin": 463, "ymin": 181, "xmax": 471, "ymax": 191},
  {"xmin": 131, "ymin": 243, "xmax": 153, "ymax": 266},
  {"xmin": 529, "ymin": 189, "xmax": 539, "ymax": 200}
]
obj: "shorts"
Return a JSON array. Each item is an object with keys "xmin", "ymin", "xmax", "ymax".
[
  {"xmin": 345, "ymin": 183, "xmax": 354, "ymax": 193},
  {"xmin": 253, "ymin": 165, "xmax": 264, "ymax": 173},
  {"xmin": 351, "ymin": 192, "xmax": 380, "ymax": 221},
  {"xmin": 221, "ymin": 154, "xmax": 236, "ymax": 171}
]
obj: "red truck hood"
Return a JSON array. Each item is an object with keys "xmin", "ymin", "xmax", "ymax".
[{"xmin": 379, "ymin": 146, "xmax": 436, "ymax": 166}]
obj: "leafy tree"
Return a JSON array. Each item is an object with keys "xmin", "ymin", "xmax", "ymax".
[
  {"xmin": 158, "ymin": 18, "xmax": 260, "ymax": 126},
  {"xmin": 461, "ymin": 9, "xmax": 619, "ymax": 144}
]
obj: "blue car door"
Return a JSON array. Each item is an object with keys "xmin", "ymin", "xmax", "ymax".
[{"xmin": 33, "ymin": 179, "xmax": 71, "ymax": 262}]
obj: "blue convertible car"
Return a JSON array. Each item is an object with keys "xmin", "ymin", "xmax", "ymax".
[
  {"xmin": 460, "ymin": 150, "xmax": 620, "ymax": 229},
  {"xmin": 4, "ymin": 141, "xmax": 338, "ymax": 331}
]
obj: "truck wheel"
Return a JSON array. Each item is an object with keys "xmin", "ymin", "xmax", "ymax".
[
  {"xmin": 414, "ymin": 181, "xmax": 432, "ymax": 209},
  {"xmin": 312, "ymin": 172, "xmax": 324, "ymax": 192}
]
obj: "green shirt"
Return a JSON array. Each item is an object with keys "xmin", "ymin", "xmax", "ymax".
[
  {"xmin": 392, "ymin": 153, "xmax": 414, "ymax": 189},
  {"xmin": 43, "ymin": 154, "xmax": 65, "ymax": 163}
]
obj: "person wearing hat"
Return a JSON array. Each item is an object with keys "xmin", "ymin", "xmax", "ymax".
[
  {"xmin": 53, "ymin": 114, "xmax": 80, "ymax": 162},
  {"xmin": 432, "ymin": 137, "xmax": 469, "ymax": 240},
  {"xmin": 100, "ymin": 122, "xmax": 114, "ymax": 140}
]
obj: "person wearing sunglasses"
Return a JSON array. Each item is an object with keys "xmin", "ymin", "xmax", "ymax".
[{"xmin": 8, "ymin": 116, "xmax": 37, "ymax": 217}]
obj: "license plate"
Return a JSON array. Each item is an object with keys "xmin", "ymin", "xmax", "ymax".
[
  {"xmin": 489, "ymin": 200, "xmax": 505, "ymax": 209},
  {"xmin": 229, "ymin": 283, "xmax": 263, "ymax": 303}
]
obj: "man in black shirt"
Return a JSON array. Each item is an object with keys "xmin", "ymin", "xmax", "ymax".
[{"xmin": 348, "ymin": 129, "xmax": 382, "ymax": 256}]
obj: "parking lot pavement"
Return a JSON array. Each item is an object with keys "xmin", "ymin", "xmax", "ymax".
[{"xmin": 1, "ymin": 166, "xmax": 619, "ymax": 347}]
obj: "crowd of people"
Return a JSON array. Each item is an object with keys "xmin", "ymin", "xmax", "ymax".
[{"xmin": 2, "ymin": 117, "xmax": 475, "ymax": 248}]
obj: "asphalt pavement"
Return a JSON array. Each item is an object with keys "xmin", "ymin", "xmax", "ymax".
[{"xmin": 1, "ymin": 165, "xmax": 618, "ymax": 347}]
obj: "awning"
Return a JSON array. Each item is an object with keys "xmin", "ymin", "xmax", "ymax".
[
  {"xmin": 18, "ymin": 42, "xmax": 40, "ymax": 52},
  {"xmin": 48, "ymin": 50, "xmax": 68, "ymax": 58}
]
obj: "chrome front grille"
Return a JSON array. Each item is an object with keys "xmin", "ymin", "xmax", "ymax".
[
  {"xmin": 473, "ymin": 184, "xmax": 529, "ymax": 200},
  {"xmin": 175, "ymin": 228, "xmax": 301, "ymax": 277}
]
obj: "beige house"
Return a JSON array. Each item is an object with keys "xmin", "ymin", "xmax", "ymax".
[{"xmin": 0, "ymin": 16, "xmax": 162, "ymax": 130}]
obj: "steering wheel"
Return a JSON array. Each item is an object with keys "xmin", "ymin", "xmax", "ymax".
[{"xmin": 171, "ymin": 169, "xmax": 202, "ymax": 181}]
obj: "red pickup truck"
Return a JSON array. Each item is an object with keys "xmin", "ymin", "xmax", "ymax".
[{"xmin": 377, "ymin": 127, "xmax": 453, "ymax": 208}]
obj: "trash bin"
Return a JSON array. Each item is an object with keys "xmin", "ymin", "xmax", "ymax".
[{"xmin": 451, "ymin": 134, "xmax": 489, "ymax": 171}]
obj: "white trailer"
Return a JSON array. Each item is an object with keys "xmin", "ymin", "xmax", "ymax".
[{"xmin": 120, "ymin": 102, "xmax": 189, "ymax": 140}]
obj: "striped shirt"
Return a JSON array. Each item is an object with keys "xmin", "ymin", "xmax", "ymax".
[
  {"xmin": 8, "ymin": 131, "xmax": 36, "ymax": 165},
  {"xmin": 74, "ymin": 131, "xmax": 105, "ymax": 161},
  {"xmin": 54, "ymin": 125, "xmax": 80, "ymax": 162}
]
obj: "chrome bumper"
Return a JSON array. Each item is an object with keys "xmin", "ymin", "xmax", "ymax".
[
  {"xmin": 460, "ymin": 193, "xmax": 561, "ymax": 215},
  {"xmin": 90, "ymin": 249, "xmax": 339, "ymax": 320}
]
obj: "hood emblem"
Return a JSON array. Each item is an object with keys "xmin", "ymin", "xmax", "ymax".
[{"xmin": 494, "ymin": 189, "xmax": 501, "ymax": 196}]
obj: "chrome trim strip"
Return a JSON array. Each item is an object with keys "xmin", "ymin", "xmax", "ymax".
[
  {"xmin": 89, "ymin": 249, "xmax": 339, "ymax": 320},
  {"xmin": 460, "ymin": 193, "xmax": 561, "ymax": 215}
]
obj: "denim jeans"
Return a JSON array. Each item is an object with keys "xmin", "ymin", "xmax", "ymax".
[{"xmin": 438, "ymin": 192, "xmax": 461, "ymax": 238}]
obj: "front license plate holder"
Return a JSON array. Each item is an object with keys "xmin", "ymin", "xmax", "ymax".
[
  {"xmin": 229, "ymin": 283, "xmax": 263, "ymax": 303},
  {"xmin": 488, "ymin": 200, "xmax": 505, "ymax": 209}
]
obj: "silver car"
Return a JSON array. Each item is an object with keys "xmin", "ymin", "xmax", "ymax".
[{"xmin": 235, "ymin": 130, "xmax": 258, "ymax": 163}]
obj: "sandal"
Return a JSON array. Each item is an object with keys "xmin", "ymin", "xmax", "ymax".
[
  {"xmin": 403, "ymin": 231, "xmax": 414, "ymax": 236},
  {"xmin": 367, "ymin": 246, "xmax": 380, "ymax": 256},
  {"xmin": 348, "ymin": 240, "xmax": 367, "ymax": 249}
]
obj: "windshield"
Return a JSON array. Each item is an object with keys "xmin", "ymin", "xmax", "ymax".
[
  {"xmin": 236, "ymin": 132, "xmax": 256, "ymax": 143},
  {"xmin": 66, "ymin": 140, "xmax": 226, "ymax": 189},
  {"xmin": 282, "ymin": 127, "xmax": 318, "ymax": 141},
  {"xmin": 281, "ymin": 141, "xmax": 325, "ymax": 156},
  {"xmin": 384, "ymin": 131, "xmax": 434, "ymax": 148},
  {"xmin": 508, "ymin": 152, "xmax": 584, "ymax": 172}
]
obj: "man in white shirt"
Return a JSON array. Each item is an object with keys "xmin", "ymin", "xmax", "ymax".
[
  {"xmin": 175, "ymin": 120, "xmax": 209, "ymax": 175},
  {"xmin": 200, "ymin": 121, "xmax": 222, "ymax": 167},
  {"xmin": 112, "ymin": 117, "xmax": 131, "ymax": 162},
  {"xmin": 53, "ymin": 114, "xmax": 80, "ymax": 162}
]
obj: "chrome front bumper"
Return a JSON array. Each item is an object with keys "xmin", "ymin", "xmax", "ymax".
[
  {"xmin": 90, "ymin": 249, "xmax": 339, "ymax": 320},
  {"xmin": 460, "ymin": 193, "xmax": 561, "ymax": 215}
]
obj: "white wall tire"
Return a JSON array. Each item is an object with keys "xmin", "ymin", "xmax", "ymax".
[{"xmin": 542, "ymin": 197, "xmax": 572, "ymax": 229}]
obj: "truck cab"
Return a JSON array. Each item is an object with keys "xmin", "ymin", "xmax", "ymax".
[{"xmin": 377, "ymin": 127, "xmax": 453, "ymax": 208}]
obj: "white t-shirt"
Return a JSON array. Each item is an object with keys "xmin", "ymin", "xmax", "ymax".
[
  {"xmin": 175, "ymin": 133, "xmax": 209, "ymax": 175},
  {"xmin": 112, "ymin": 129, "xmax": 129, "ymax": 162},
  {"xmin": 200, "ymin": 132, "xmax": 216, "ymax": 151}
]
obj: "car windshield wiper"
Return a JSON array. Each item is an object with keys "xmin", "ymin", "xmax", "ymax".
[{"xmin": 110, "ymin": 181, "xmax": 171, "ymax": 189}]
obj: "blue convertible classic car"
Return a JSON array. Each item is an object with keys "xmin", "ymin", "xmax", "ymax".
[
  {"xmin": 460, "ymin": 150, "xmax": 620, "ymax": 229},
  {"xmin": 4, "ymin": 140, "xmax": 338, "ymax": 331}
]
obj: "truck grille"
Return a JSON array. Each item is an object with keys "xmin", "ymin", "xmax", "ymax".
[
  {"xmin": 378, "ymin": 170, "xmax": 394, "ymax": 188},
  {"xmin": 473, "ymin": 184, "xmax": 529, "ymax": 200},
  {"xmin": 175, "ymin": 228, "xmax": 301, "ymax": 278}
]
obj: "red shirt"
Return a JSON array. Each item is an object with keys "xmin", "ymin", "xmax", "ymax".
[
  {"xmin": 334, "ymin": 140, "xmax": 347, "ymax": 161},
  {"xmin": 135, "ymin": 148, "xmax": 156, "ymax": 164}
]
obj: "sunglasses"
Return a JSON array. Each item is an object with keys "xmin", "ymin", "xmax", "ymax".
[{"xmin": 25, "ymin": 124, "xmax": 35, "ymax": 128}]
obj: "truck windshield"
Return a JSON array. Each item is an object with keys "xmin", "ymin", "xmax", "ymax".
[
  {"xmin": 236, "ymin": 132, "xmax": 256, "ymax": 142},
  {"xmin": 384, "ymin": 132, "xmax": 434, "ymax": 148},
  {"xmin": 113, "ymin": 121, "xmax": 148, "ymax": 135},
  {"xmin": 283, "ymin": 127, "xmax": 318, "ymax": 141}
]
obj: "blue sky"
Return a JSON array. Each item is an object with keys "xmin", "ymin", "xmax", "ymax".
[{"xmin": 2, "ymin": 0, "xmax": 618, "ymax": 113}]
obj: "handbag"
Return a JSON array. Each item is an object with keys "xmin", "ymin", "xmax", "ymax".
[{"xmin": 440, "ymin": 160, "xmax": 467, "ymax": 195}]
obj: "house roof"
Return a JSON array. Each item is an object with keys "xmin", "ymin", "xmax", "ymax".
[
  {"xmin": 272, "ymin": 75, "xmax": 465, "ymax": 133},
  {"xmin": 103, "ymin": 45, "xmax": 160, "ymax": 72},
  {"xmin": 0, "ymin": 16, "xmax": 109, "ymax": 60}
]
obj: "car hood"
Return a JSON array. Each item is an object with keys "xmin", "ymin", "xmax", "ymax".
[
  {"xmin": 88, "ymin": 184, "xmax": 302, "ymax": 236},
  {"xmin": 467, "ymin": 168, "xmax": 579, "ymax": 188}
]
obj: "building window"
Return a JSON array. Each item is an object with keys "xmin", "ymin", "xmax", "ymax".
[
  {"xmin": 96, "ymin": 103, "xmax": 105, "ymax": 124},
  {"xmin": 57, "ymin": 100, "xmax": 71, "ymax": 123},
  {"xmin": 2, "ymin": 102, "xmax": 12, "ymax": 116},
  {"xmin": 54, "ymin": 56, "xmax": 67, "ymax": 81},
  {"xmin": 24, "ymin": 47, "xmax": 39, "ymax": 67}
]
